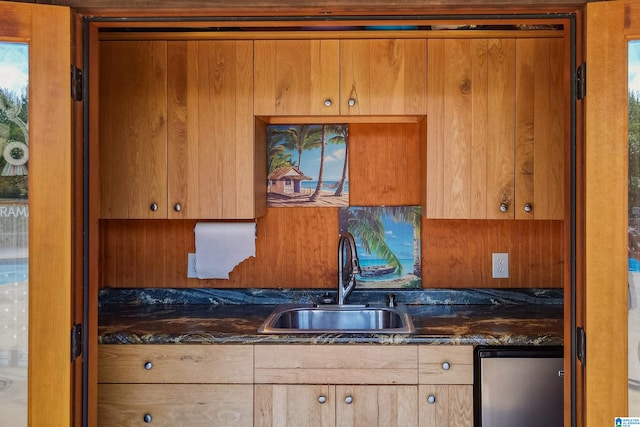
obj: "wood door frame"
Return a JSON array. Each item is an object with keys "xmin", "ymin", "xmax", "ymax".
[
  {"xmin": 582, "ymin": 0, "xmax": 629, "ymax": 425},
  {"xmin": 0, "ymin": 1, "xmax": 77, "ymax": 426}
]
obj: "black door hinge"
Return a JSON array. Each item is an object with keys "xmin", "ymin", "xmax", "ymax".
[
  {"xmin": 71, "ymin": 323, "xmax": 82, "ymax": 361},
  {"xmin": 576, "ymin": 326, "xmax": 586, "ymax": 366},
  {"xmin": 576, "ymin": 63, "xmax": 586, "ymax": 100},
  {"xmin": 71, "ymin": 65, "xmax": 83, "ymax": 102}
]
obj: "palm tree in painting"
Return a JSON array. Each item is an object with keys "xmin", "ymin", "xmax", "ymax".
[
  {"xmin": 269, "ymin": 125, "xmax": 322, "ymax": 171},
  {"xmin": 310, "ymin": 124, "xmax": 349, "ymax": 202},
  {"xmin": 267, "ymin": 127, "xmax": 294, "ymax": 173},
  {"xmin": 339, "ymin": 206, "xmax": 421, "ymax": 277},
  {"xmin": 331, "ymin": 125, "xmax": 349, "ymax": 197}
]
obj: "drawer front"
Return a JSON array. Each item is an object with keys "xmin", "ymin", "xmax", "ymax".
[
  {"xmin": 98, "ymin": 344, "xmax": 253, "ymax": 384},
  {"xmin": 98, "ymin": 384, "xmax": 253, "ymax": 427},
  {"xmin": 418, "ymin": 346, "xmax": 473, "ymax": 385},
  {"xmin": 255, "ymin": 344, "xmax": 418, "ymax": 384}
]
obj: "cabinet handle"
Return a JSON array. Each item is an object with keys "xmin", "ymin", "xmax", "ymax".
[
  {"xmin": 143, "ymin": 413, "xmax": 153, "ymax": 423},
  {"xmin": 324, "ymin": 99, "xmax": 332, "ymax": 107},
  {"xmin": 442, "ymin": 361, "xmax": 451, "ymax": 370},
  {"xmin": 524, "ymin": 203, "xmax": 533, "ymax": 212},
  {"xmin": 348, "ymin": 98, "xmax": 356, "ymax": 107},
  {"xmin": 144, "ymin": 361, "xmax": 153, "ymax": 370},
  {"xmin": 499, "ymin": 203, "xmax": 509, "ymax": 212},
  {"xmin": 173, "ymin": 203, "xmax": 182, "ymax": 212},
  {"xmin": 318, "ymin": 395, "xmax": 327, "ymax": 404},
  {"xmin": 150, "ymin": 203, "xmax": 158, "ymax": 212},
  {"xmin": 344, "ymin": 395, "xmax": 353, "ymax": 404},
  {"xmin": 427, "ymin": 395, "xmax": 436, "ymax": 404}
]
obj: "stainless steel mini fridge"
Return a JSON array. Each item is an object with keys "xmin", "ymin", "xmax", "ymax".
[{"xmin": 474, "ymin": 346, "xmax": 564, "ymax": 427}]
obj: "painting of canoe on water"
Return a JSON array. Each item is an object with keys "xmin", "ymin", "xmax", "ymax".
[
  {"xmin": 339, "ymin": 206, "xmax": 421, "ymax": 289},
  {"xmin": 267, "ymin": 124, "xmax": 349, "ymax": 207}
]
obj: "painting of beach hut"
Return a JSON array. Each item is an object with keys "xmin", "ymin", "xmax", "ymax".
[
  {"xmin": 339, "ymin": 206, "xmax": 421, "ymax": 289},
  {"xmin": 267, "ymin": 124, "xmax": 349, "ymax": 207}
]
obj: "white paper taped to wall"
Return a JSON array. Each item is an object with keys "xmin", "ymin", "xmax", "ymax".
[{"xmin": 194, "ymin": 222, "xmax": 256, "ymax": 279}]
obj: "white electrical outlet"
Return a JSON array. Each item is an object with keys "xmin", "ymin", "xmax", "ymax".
[
  {"xmin": 187, "ymin": 253, "xmax": 197, "ymax": 278},
  {"xmin": 492, "ymin": 253, "xmax": 509, "ymax": 279}
]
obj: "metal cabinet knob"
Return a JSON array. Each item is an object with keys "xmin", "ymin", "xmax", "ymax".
[
  {"xmin": 150, "ymin": 203, "xmax": 158, "ymax": 212},
  {"xmin": 500, "ymin": 203, "xmax": 509, "ymax": 212},
  {"xmin": 442, "ymin": 362, "xmax": 451, "ymax": 370},
  {"xmin": 324, "ymin": 99, "xmax": 332, "ymax": 107},
  {"xmin": 427, "ymin": 395, "xmax": 436, "ymax": 404},
  {"xmin": 173, "ymin": 203, "xmax": 182, "ymax": 212},
  {"xmin": 144, "ymin": 361, "xmax": 153, "ymax": 370},
  {"xmin": 348, "ymin": 98, "xmax": 356, "ymax": 107},
  {"xmin": 143, "ymin": 413, "xmax": 152, "ymax": 423},
  {"xmin": 318, "ymin": 395, "xmax": 327, "ymax": 404},
  {"xmin": 344, "ymin": 395, "xmax": 353, "ymax": 404},
  {"xmin": 524, "ymin": 203, "xmax": 533, "ymax": 212}
]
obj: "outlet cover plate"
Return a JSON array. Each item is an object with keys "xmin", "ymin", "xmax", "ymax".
[
  {"xmin": 187, "ymin": 253, "xmax": 197, "ymax": 278},
  {"xmin": 492, "ymin": 253, "xmax": 509, "ymax": 279}
]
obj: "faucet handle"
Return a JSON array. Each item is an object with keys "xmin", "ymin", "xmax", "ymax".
[{"xmin": 387, "ymin": 293, "xmax": 397, "ymax": 307}]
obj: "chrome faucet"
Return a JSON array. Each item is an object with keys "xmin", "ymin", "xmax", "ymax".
[{"xmin": 337, "ymin": 232, "xmax": 361, "ymax": 305}]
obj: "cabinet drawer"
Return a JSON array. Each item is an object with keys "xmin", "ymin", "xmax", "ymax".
[
  {"xmin": 418, "ymin": 346, "xmax": 473, "ymax": 385},
  {"xmin": 98, "ymin": 345, "xmax": 253, "ymax": 384},
  {"xmin": 98, "ymin": 384, "xmax": 253, "ymax": 427},
  {"xmin": 255, "ymin": 344, "xmax": 418, "ymax": 384}
]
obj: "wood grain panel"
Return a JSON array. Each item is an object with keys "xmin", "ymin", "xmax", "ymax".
[
  {"xmin": 100, "ymin": 216, "xmax": 562, "ymax": 288},
  {"xmin": 515, "ymin": 37, "xmax": 565, "ymax": 220},
  {"xmin": 254, "ymin": 384, "xmax": 335, "ymax": 427},
  {"xmin": 340, "ymin": 39, "xmax": 427, "ymax": 115},
  {"xmin": 167, "ymin": 40, "xmax": 257, "ymax": 219},
  {"xmin": 99, "ymin": 40, "xmax": 168, "ymax": 218},
  {"xmin": 486, "ymin": 38, "xmax": 516, "ymax": 219},
  {"xmin": 98, "ymin": 384, "xmax": 253, "ymax": 427},
  {"xmin": 418, "ymin": 385, "xmax": 473, "ymax": 427},
  {"xmin": 253, "ymin": 39, "xmax": 340, "ymax": 116},
  {"xmin": 422, "ymin": 219, "xmax": 563, "ymax": 288},
  {"xmin": 98, "ymin": 345, "xmax": 253, "ymax": 383},
  {"xmin": 349, "ymin": 122, "xmax": 421, "ymax": 206}
]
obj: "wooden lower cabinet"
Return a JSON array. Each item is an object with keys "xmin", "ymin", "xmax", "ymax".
[
  {"xmin": 418, "ymin": 385, "xmax": 473, "ymax": 427},
  {"xmin": 98, "ymin": 344, "xmax": 474, "ymax": 427},
  {"xmin": 97, "ymin": 345, "xmax": 254, "ymax": 426},
  {"xmin": 254, "ymin": 384, "xmax": 418, "ymax": 427},
  {"xmin": 98, "ymin": 384, "xmax": 253, "ymax": 426}
]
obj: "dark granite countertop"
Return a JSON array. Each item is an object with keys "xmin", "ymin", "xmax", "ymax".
[{"xmin": 98, "ymin": 289, "xmax": 564, "ymax": 346}]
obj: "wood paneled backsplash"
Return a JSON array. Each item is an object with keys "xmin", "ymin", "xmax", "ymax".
[
  {"xmin": 100, "ymin": 214, "xmax": 562, "ymax": 288},
  {"xmin": 99, "ymin": 122, "xmax": 563, "ymax": 289}
]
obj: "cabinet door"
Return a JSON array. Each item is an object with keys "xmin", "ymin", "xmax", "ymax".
[
  {"xmin": 254, "ymin": 384, "xmax": 336, "ymax": 427},
  {"xmin": 418, "ymin": 385, "xmax": 473, "ymax": 427},
  {"xmin": 340, "ymin": 39, "xmax": 427, "ymax": 115},
  {"xmin": 514, "ymin": 38, "xmax": 565, "ymax": 220},
  {"xmin": 254, "ymin": 39, "xmax": 340, "ymax": 116},
  {"xmin": 426, "ymin": 38, "xmax": 515, "ymax": 219},
  {"xmin": 167, "ymin": 40, "xmax": 257, "ymax": 219},
  {"xmin": 99, "ymin": 40, "xmax": 168, "ymax": 219},
  {"xmin": 99, "ymin": 384, "xmax": 253, "ymax": 427},
  {"xmin": 336, "ymin": 385, "xmax": 418, "ymax": 427}
]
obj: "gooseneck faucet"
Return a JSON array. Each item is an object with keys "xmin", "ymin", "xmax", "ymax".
[{"xmin": 337, "ymin": 232, "xmax": 361, "ymax": 305}]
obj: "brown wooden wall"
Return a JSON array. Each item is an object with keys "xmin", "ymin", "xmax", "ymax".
[{"xmin": 99, "ymin": 122, "xmax": 563, "ymax": 288}]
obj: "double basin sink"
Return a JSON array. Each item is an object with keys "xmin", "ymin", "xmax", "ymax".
[{"xmin": 258, "ymin": 303, "xmax": 416, "ymax": 334}]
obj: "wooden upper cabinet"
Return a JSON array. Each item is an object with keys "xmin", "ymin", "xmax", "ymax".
[
  {"xmin": 166, "ymin": 40, "xmax": 262, "ymax": 219},
  {"xmin": 100, "ymin": 40, "xmax": 265, "ymax": 219},
  {"xmin": 513, "ymin": 38, "xmax": 565, "ymax": 220},
  {"xmin": 340, "ymin": 39, "xmax": 427, "ymax": 116},
  {"xmin": 253, "ymin": 38, "xmax": 427, "ymax": 116},
  {"xmin": 425, "ymin": 37, "xmax": 564, "ymax": 220},
  {"xmin": 254, "ymin": 39, "xmax": 340, "ymax": 116},
  {"xmin": 99, "ymin": 41, "xmax": 168, "ymax": 219}
]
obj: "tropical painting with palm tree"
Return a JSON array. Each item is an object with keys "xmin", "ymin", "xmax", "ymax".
[
  {"xmin": 267, "ymin": 124, "xmax": 349, "ymax": 207},
  {"xmin": 339, "ymin": 206, "xmax": 421, "ymax": 289}
]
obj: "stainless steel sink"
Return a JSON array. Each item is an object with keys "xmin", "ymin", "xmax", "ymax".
[{"xmin": 258, "ymin": 303, "xmax": 416, "ymax": 334}]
